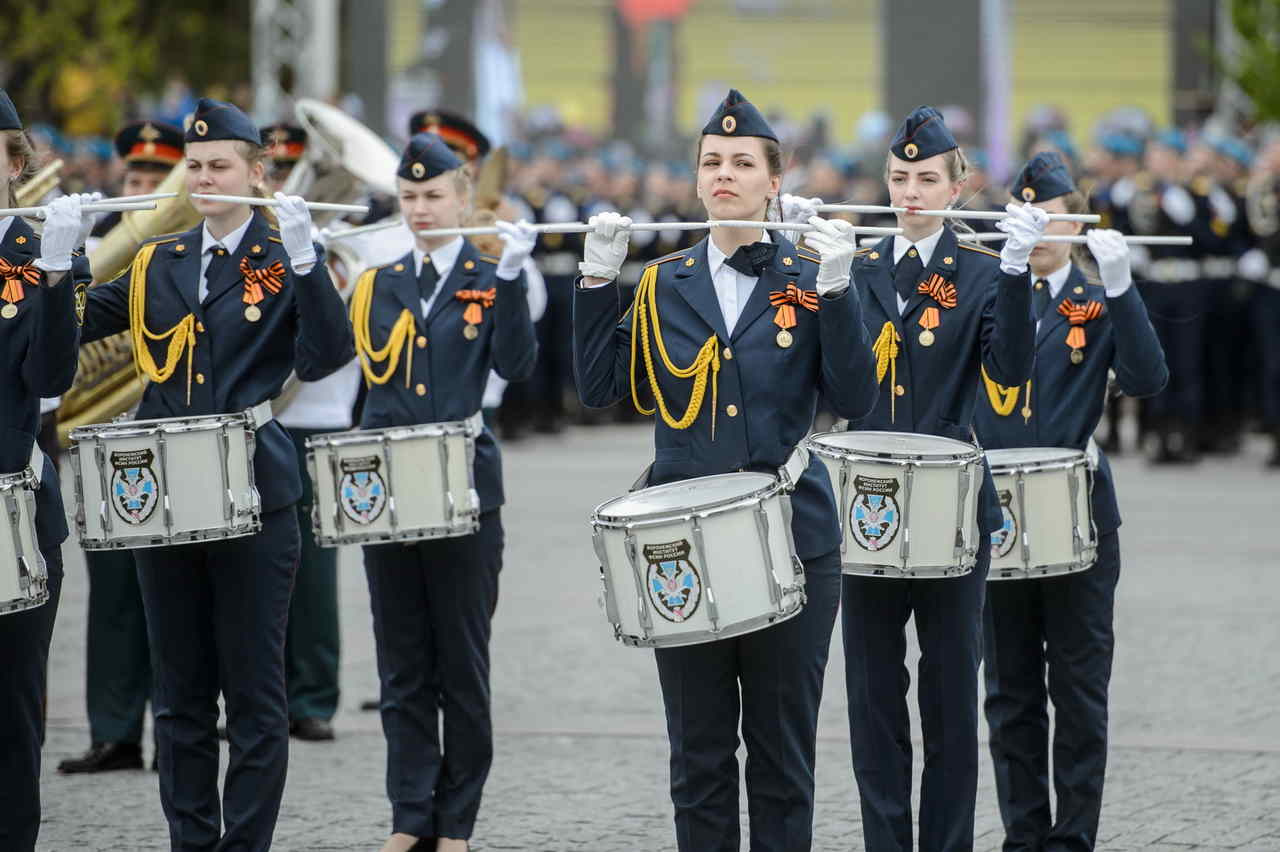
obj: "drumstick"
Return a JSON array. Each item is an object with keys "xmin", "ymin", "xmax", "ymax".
[
  {"xmin": 817, "ymin": 203, "xmax": 1099, "ymax": 224},
  {"xmin": 103, "ymin": 191, "xmax": 179, "ymax": 204},
  {"xmin": 964, "ymin": 232, "xmax": 1193, "ymax": 246},
  {"xmin": 190, "ymin": 193, "xmax": 370, "ymax": 215},
  {"xmin": 413, "ymin": 220, "xmax": 905, "ymax": 238},
  {"xmin": 322, "ymin": 218, "xmax": 407, "ymax": 241},
  {"xmin": 0, "ymin": 200, "xmax": 159, "ymax": 218}
]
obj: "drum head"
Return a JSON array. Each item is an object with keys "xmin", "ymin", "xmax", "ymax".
[
  {"xmin": 596, "ymin": 472, "xmax": 775, "ymax": 519},
  {"xmin": 811, "ymin": 430, "xmax": 976, "ymax": 459},
  {"xmin": 987, "ymin": 448, "xmax": 1083, "ymax": 468}
]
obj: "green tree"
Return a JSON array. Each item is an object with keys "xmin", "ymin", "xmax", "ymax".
[{"xmin": 1228, "ymin": 0, "xmax": 1280, "ymax": 121}]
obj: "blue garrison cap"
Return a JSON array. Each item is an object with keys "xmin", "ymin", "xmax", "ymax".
[
  {"xmin": 397, "ymin": 132, "xmax": 461, "ymax": 182},
  {"xmin": 1210, "ymin": 136, "xmax": 1253, "ymax": 169},
  {"xmin": 701, "ymin": 89, "xmax": 778, "ymax": 143},
  {"xmin": 0, "ymin": 89, "xmax": 20, "ymax": 131},
  {"xmin": 1098, "ymin": 132, "xmax": 1144, "ymax": 159},
  {"xmin": 185, "ymin": 98, "xmax": 260, "ymax": 146},
  {"xmin": 1011, "ymin": 151, "xmax": 1076, "ymax": 204},
  {"xmin": 890, "ymin": 106, "xmax": 957, "ymax": 162},
  {"xmin": 1153, "ymin": 128, "xmax": 1187, "ymax": 156}
]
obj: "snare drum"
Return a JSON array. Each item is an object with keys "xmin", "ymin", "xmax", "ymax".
[
  {"xmin": 807, "ymin": 430, "xmax": 983, "ymax": 578},
  {"xmin": 590, "ymin": 472, "xmax": 805, "ymax": 648},
  {"xmin": 70, "ymin": 410, "xmax": 262, "ymax": 550},
  {"xmin": 306, "ymin": 415, "xmax": 482, "ymax": 546},
  {"xmin": 0, "ymin": 469, "xmax": 47, "ymax": 616},
  {"xmin": 986, "ymin": 448, "xmax": 1096, "ymax": 580}
]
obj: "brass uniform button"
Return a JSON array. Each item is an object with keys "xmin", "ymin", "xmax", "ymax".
[
  {"xmin": 894, "ymin": 384, "xmax": 905, "ymax": 396},
  {"xmin": 195, "ymin": 373, "xmax": 205, "ymax": 384},
  {"xmin": 907, "ymin": 248, "xmax": 918, "ymax": 258},
  {"xmin": 723, "ymin": 346, "xmax": 733, "ymax": 360},
  {"xmin": 196, "ymin": 321, "xmax": 205, "ymax": 333},
  {"xmin": 416, "ymin": 335, "xmax": 427, "ymax": 349},
  {"xmin": 1034, "ymin": 280, "xmax": 1044, "ymax": 290},
  {"xmin": 726, "ymin": 404, "xmax": 739, "ymax": 417},
  {"xmin": 394, "ymin": 263, "xmax": 405, "ymax": 272},
  {"xmin": 415, "ymin": 383, "xmax": 427, "ymax": 396}
]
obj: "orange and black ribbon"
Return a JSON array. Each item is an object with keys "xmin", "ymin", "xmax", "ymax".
[
  {"xmin": 917, "ymin": 273, "xmax": 957, "ymax": 309},
  {"xmin": 1057, "ymin": 298, "xmax": 1104, "ymax": 351},
  {"xmin": 455, "ymin": 288, "xmax": 496, "ymax": 325},
  {"xmin": 768, "ymin": 283, "xmax": 819, "ymax": 330},
  {"xmin": 0, "ymin": 258, "xmax": 40, "ymax": 305},
  {"xmin": 919, "ymin": 306, "xmax": 941, "ymax": 333},
  {"xmin": 239, "ymin": 258, "xmax": 287, "ymax": 306}
]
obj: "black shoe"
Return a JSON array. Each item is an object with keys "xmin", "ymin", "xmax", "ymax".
[
  {"xmin": 408, "ymin": 839, "xmax": 437, "ymax": 851},
  {"xmin": 58, "ymin": 742, "xmax": 144, "ymax": 774},
  {"xmin": 360, "ymin": 698, "xmax": 380, "ymax": 712},
  {"xmin": 289, "ymin": 717, "xmax": 335, "ymax": 741}
]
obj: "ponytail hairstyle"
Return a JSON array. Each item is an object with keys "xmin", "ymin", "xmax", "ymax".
[
  {"xmin": 232, "ymin": 140, "xmax": 277, "ymax": 226},
  {"xmin": 1060, "ymin": 187, "xmax": 1101, "ymax": 283}
]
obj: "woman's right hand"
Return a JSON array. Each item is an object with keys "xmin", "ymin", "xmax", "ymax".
[{"xmin": 579, "ymin": 211, "xmax": 632, "ymax": 283}]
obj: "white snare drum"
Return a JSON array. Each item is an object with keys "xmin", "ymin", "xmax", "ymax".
[
  {"xmin": 986, "ymin": 448, "xmax": 1096, "ymax": 580},
  {"xmin": 0, "ymin": 469, "xmax": 47, "ymax": 616},
  {"xmin": 70, "ymin": 409, "xmax": 263, "ymax": 549},
  {"xmin": 807, "ymin": 430, "xmax": 983, "ymax": 578},
  {"xmin": 591, "ymin": 472, "xmax": 805, "ymax": 648},
  {"xmin": 306, "ymin": 415, "xmax": 481, "ymax": 546}
]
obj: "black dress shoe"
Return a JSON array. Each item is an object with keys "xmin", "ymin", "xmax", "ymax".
[
  {"xmin": 289, "ymin": 717, "xmax": 335, "ymax": 741},
  {"xmin": 360, "ymin": 698, "xmax": 380, "ymax": 712},
  {"xmin": 407, "ymin": 839, "xmax": 436, "ymax": 851},
  {"xmin": 58, "ymin": 742, "xmax": 144, "ymax": 774}
]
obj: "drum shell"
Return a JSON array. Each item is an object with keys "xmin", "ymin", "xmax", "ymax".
[
  {"xmin": 307, "ymin": 421, "xmax": 481, "ymax": 547},
  {"xmin": 807, "ymin": 430, "xmax": 982, "ymax": 578},
  {"xmin": 0, "ymin": 471, "xmax": 48, "ymax": 616},
  {"xmin": 987, "ymin": 449, "xmax": 1097, "ymax": 580},
  {"xmin": 591, "ymin": 472, "xmax": 805, "ymax": 648},
  {"xmin": 70, "ymin": 414, "xmax": 261, "ymax": 550}
]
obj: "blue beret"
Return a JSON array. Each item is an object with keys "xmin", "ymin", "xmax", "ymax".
[
  {"xmin": 397, "ymin": 132, "xmax": 461, "ymax": 182},
  {"xmin": 890, "ymin": 106, "xmax": 957, "ymax": 162},
  {"xmin": 0, "ymin": 89, "xmax": 20, "ymax": 132},
  {"xmin": 701, "ymin": 89, "xmax": 777, "ymax": 143},
  {"xmin": 185, "ymin": 97, "xmax": 260, "ymax": 146},
  {"xmin": 1210, "ymin": 136, "xmax": 1253, "ymax": 169},
  {"xmin": 1098, "ymin": 132, "xmax": 1144, "ymax": 159},
  {"xmin": 1153, "ymin": 128, "xmax": 1187, "ymax": 155},
  {"xmin": 1043, "ymin": 129, "xmax": 1079, "ymax": 165},
  {"xmin": 1010, "ymin": 151, "xmax": 1076, "ymax": 203}
]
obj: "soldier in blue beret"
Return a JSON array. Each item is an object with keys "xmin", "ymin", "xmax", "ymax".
[
  {"xmin": 79, "ymin": 96, "xmax": 354, "ymax": 851},
  {"xmin": 0, "ymin": 87, "xmax": 97, "ymax": 852},
  {"xmin": 574, "ymin": 88, "xmax": 879, "ymax": 851},
  {"xmin": 351, "ymin": 132, "xmax": 537, "ymax": 852},
  {"xmin": 836, "ymin": 105, "xmax": 1045, "ymax": 851},
  {"xmin": 979, "ymin": 152, "xmax": 1167, "ymax": 852}
]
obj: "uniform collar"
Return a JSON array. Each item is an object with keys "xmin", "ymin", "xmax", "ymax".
[
  {"xmin": 414, "ymin": 236, "xmax": 464, "ymax": 279},
  {"xmin": 201, "ymin": 212, "xmax": 254, "ymax": 257},
  {"xmin": 706, "ymin": 228, "xmax": 771, "ymax": 279},
  {"xmin": 0, "ymin": 215, "xmax": 12, "ymax": 244},
  {"xmin": 893, "ymin": 225, "xmax": 945, "ymax": 267},
  {"xmin": 1038, "ymin": 260, "xmax": 1073, "ymax": 300}
]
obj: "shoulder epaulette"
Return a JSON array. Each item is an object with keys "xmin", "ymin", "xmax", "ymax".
[
  {"xmin": 958, "ymin": 242, "xmax": 1001, "ymax": 258},
  {"xmin": 478, "ymin": 255, "xmax": 499, "ymax": 264},
  {"xmin": 267, "ymin": 235, "xmax": 283, "ymax": 244},
  {"xmin": 796, "ymin": 249, "xmax": 821, "ymax": 263},
  {"xmin": 854, "ymin": 247, "xmax": 875, "ymax": 256},
  {"xmin": 142, "ymin": 233, "xmax": 182, "ymax": 246},
  {"xmin": 645, "ymin": 250, "xmax": 686, "ymax": 268}
]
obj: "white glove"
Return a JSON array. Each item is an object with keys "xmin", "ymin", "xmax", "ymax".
[
  {"xmin": 274, "ymin": 192, "xmax": 316, "ymax": 272},
  {"xmin": 1239, "ymin": 247, "xmax": 1270, "ymax": 282},
  {"xmin": 1087, "ymin": 229, "xmax": 1133, "ymax": 297},
  {"xmin": 802, "ymin": 216, "xmax": 856, "ymax": 296},
  {"xmin": 35, "ymin": 194, "xmax": 87, "ymax": 273},
  {"xmin": 75, "ymin": 191, "xmax": 103, "ymax": 250},
  {"xmin": 1160, "ymin": 185, "xmax": 1196, "ymax": 226},
  {"xmin": 780, "ymin": 194, "xmax": 823, "ymax": 225},
  {"xmin": 495, "ymin": 219, "xmax": 537, "ymax": 280},
  {"xmin": 995, "ymin": 201, "xmax": 1049, "ymax": 275},
  {"xmin": 579, "ymin": 211, "xmax": 632, "ymax": 281}
]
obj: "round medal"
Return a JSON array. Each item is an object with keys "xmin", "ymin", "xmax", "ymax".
[
  {"xmin": 244, "ymin": 304, "xmax": 262, "ymax": 322},
  {"xmin": 1, "ymin": 304, "xmax": 17, "ymax": 319},
  {"xmin": 918, "ymin": 329, "xmax": 935, "ymax": 347},
  {"xmin": 1070, "ymin": 349, "xmax": 1084, "ymax": 364},
  {"xmin": 463, "ymin": 324, "xmax": 479, "ymax": 340},
  {"xmin": 775, "ymin": 329, "xmax": 793, "ymax": 348}
]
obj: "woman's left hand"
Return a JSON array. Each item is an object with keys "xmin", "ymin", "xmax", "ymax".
[
  {"xmin": 495, "ymin": 220, "xmax": 537, "ymax": 281},
  {"xmin": 274, "ymin": 192, "xmax": 317, "ymax": 272}
]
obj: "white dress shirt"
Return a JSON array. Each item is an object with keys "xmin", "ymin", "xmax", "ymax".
[
  {"xmin": 413, "ymin": 236, "xmax": 464, "ymax": 319},
  {"xmin": 706, "ymin": 230, "xmax": 770, "ymax": 334},
  {"xmin": 198, "ymin": 214, "xmax": 254, "ymax": 302},
  {"xmin": 891, "ymin": 226, "xmax": 946, "ymax": 315},
  {"xmin": 0, "ymin": 215, "xmax": 12, "ymax": 244}
]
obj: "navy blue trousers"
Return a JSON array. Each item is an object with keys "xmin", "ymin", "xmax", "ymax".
[
  {"xmin": 983, "ymin": 531, "xmax": 1121, "ymax": 852},
  {"xmin": 1253, "ymin": 285, "xmax": 1280, "ymax": 429},
  {"xmin": 654, "ymin": 548, "xmax": 841, "ymax": 852},
  {"xmin": 84, "ymin": 547, "xmax": 151, "ymax": 744},
  {"xmin": 0, "ymin": 553, "xmax": 61, "ymax": 852},
  {"xmin": 842, "ymin": 546, "xmax": 992, "ymax": 852},
  {"xmin": 363, "ymin": 509, "xmax": 503, "ymax": 840},
  {"xmin": 135, "ymin": 506, "xmax": 299, "ymax": 852}
]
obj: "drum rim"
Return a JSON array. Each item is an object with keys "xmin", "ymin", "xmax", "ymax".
[
  {"xmin": 592, "ymin": 471, "xmax": 782, "ymax": 524},
  {"xmin": 307, "ymin": 419, "xmax": 479, "ymax": 448},
  {"xmin": 807, "ymin": 430, "xmax": 983, "ymax": 463},
  {"xmin": 986, "ymin": 446, "xmax": 1088, "ymax": 474},
  {"xmin": 69, "ymin": 410, "xmax": 252, "ymax": 440},
  {"xmin": 614, "ymin": 596, "xmax": 805, "ymax": 647}
]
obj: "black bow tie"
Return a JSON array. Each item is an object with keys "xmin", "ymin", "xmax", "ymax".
[{"xmin": 725, "ymin": 241, "xmax": 777, "ymax": 277}]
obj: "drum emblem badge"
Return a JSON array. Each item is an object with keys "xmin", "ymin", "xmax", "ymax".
[
  {"xmin": 338, "ymin": 455, "xmax": 387, "ymax": 525},
  {"xmin": 850, "ymin": 475, "xmax": 901, "ymax": 551},
  {"xmin": 109, "ymin": 449, "xmax": 159, "ymax": 525},
  {"xmin": 643, "ymin": 539, "xmax": 703, "ymax": 623},
  {"xmin": 991, "ymin": 489, "xmax": 1018, "ymax": 558}
]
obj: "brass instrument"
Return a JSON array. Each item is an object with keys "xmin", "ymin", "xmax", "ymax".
[
  {"xmin": 55, "ymin": 164, "xmax": 200, "ymax": 445},
  {"xmin": 1246, "ymin": 173, "xmax": 1280, "ymax": 241},
  {"xmin": 14, "ymin": 158, "xmax": 63, "ymax": 207}
]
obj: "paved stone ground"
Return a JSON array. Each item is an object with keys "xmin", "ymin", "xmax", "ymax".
[{"xmin": 37, "ymin": 423, "xmax": 1280, "ymax": 850}]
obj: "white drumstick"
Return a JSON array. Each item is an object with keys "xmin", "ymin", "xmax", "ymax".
[
  {"xmin": 0, "ymin": 201, "xmax": 159, "ymax": 218},
  {"xmin": 818, "ymin": 203, "xmax": 1099, "ymax": 224},
  {"xmin": 413, "ymin": 220, "xmax": 904, "ymax": 238},
  {"xmin": 190, "ymin": 193, "xmax": 370, "ymax": 215},
  {"xmin": 964, "ymin": 232, "xmax": 1193, "ymax": 246},
  {"xmin": 322, "ymin": 219, "xmax": 408, "ymax": 241}
]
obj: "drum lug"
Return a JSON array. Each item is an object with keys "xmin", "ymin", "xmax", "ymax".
[
  {"xmin": 953, "ymin": 464, "xmax": 972, "ymax": 563},
  {"xmin": 837, "ymin": 464, "xmax": 850, "ymax": 557},
  {"xmin": 1068, "ymin": 462, "xmax": 1083, "ymax": 560},
  {"xmin": 623, "ymin": 530, "xmax": 653, "ymax": 638},
  {"xmin": 157, "ymin": 430, "xmax": 174, "ymax": 537},
  {"xmin": 592, "ymin": 527, "xmax": 621, "ymax": 628},
  {"xmin": 691, "ymin": 517, "xmax": 720, "ymax": 633},
  {"xmin": 437, "ymin": 437, "xmax": 454, "ymax": 523},
  {"xmin": 752, "ymin": 502, "xmax": 783, "ymax": 611},
  {"xmin": 380, "ymin": 434, "xmax": 399, "ymax": 534},
  {"xmin": 899, "ymin": 465, "xmax": 915, "ymax": 574},
  {"xmin": 219, "ymin": 424, "xmax": 235, "ymax": 523},
  {"xmin": 93, "ymin": 438, "xmax": 112, "ymax": 537},
  {"xmin": 1016, "ymin": 470, "xmax": 1031, "ymax": 573}
]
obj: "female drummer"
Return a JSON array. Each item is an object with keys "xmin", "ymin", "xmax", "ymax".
[
  {"xmin": 350, "ymin": 133, "xmax": 537, "ymax": 852},
  {"xmin": 837, "ymin": 106, "xmax": 1045, "ymax": 852},
  {"xmin": 80, "ymin": 97, "xmax": 354, "ymax": 852},
  {"xmin": 978, "ymin": 152, "xmax": 1166, "ymax": 852},
  {"xmin": 0, "ymin": 87, "xmax": 95, "ymax": 852},
  {"xmin": 574, "ymin": 89, "xmax": 878, "ymax": 852}
]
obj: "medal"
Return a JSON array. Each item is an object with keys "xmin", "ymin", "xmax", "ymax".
[
  {"xmin": 1070, "ymin": 349, "xmax": 1083, "ymax": 364},
  {"xmin": 463, "ymin": 323, "xmax": 479, "ymax": 340},
  {"xmin": 775, "ymin": 329, "xmax": 793, "ymax": 348},
  {"xmin": 244, "ymin": 304, "xmax": 262, "ymax": 322},
  {"xmin": 1, "ymin": 304, "xmax": 16, "ymax": 319},
  {"xmin": 767, "ymin": 284, "xmax": 817, "ymax": 351},
  {"xmin": 918, "ymin": 329, "xmax": 935, "ymax": 347}
]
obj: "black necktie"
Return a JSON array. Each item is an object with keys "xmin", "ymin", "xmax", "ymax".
[
  {"xmin": 1033, "ymin": 278, "xmax": 1050, "ymax": 319},
  {"xmin": 893, "ymin": 246, "xmax": 924, "ymax": 302},
  {"xmin": 417, "ymin": 257, "xmax": 438, "ymax": 306},
  {"xmin": 203, "ymin": 246, "xmax": 229, "ymax": 302},
  {"xmin": 725, "ymin": 241, "xmax": 777, "ymax": 277}
]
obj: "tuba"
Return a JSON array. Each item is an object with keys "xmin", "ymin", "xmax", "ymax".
[{"xmin": 55, "ymin": 164, "xmax": 200, "ymax": 445}]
